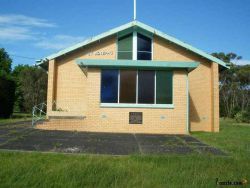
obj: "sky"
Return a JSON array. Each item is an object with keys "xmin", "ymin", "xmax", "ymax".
[{"xmin": 0, "ymin": 0, "xmax": 249, "ymax": 67}]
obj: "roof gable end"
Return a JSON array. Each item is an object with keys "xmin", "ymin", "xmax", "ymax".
[{"xmin": 39, "ymin": 20, "xmax": 228, "ymax": 68}]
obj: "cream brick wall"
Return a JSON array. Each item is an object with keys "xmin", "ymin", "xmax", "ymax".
[
  {"xmin": 153, "ymin": 36, "xmax": 219, "ymax": 132},
  {"xmin": 212, "ymin": 63, "xmax": 219, "ymax": 132},
  {"xmin": 52, "ymin": 35, "xmax": 116, "ymax": 115},
  {"xmin": 38, "ymin": 69, "xmax": 188, "ymax": 134},
  {"xmin": 41, "ymin": 34, "xmax": 220, "ymax": 134},
  {"xmin": 46, "ymin": 59, "xmax": 56, "ymax": 114}
]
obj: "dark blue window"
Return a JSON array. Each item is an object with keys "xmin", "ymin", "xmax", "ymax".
[
  {"xmin": 137, "ymin": 33, "xmax": 152, "ymax": 60},
  {"xmin": 101, "ymin": 70, "xmax": 118, "ymax": 103},
  {"xmin": 138, "ymin": 70, "xmax": 155, "ymax": 104}
]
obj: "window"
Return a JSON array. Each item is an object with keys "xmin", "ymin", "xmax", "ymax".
[
  {"xmin": 138, "ymin": 70, "xmax": 155, "ymax": 104},
  {"xmin": 137, "ymin": 33, "xmax": 152, "ymax": 60},
  {"xmin": 117, "ymin": 32, "xmax": 152, "ymax": 60},
  {"xmin": 103, "ymin": 32, "xmax": 172, "ymax": 106},
  {"xmin": 101, "ymin": 70, "xmax": 173, "ymax": 105},
  {"xmin": 117, "ymin": 34, "xmax": 133, "ymax": 60},
  {"xmin": 101, "ymin": 70, "xmax": 118, "ymax": 103},
  {"xmin": 120, "ymin": 70, "xmax": 137, "ymax": 103},
  {"xmin": 156, "ymin": 71, "xmax": 173, "ymax": 104}
]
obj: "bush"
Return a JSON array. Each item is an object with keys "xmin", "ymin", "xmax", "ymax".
[
  {"xmin": 234, "ymin": 110, "xmax": 250, "ymax": 123},
  {"xmin": 0, "ymin": 74, "xmax": 16, "ymax": 118}
]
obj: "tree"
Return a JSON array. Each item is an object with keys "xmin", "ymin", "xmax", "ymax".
[
  {"xmin": 0, "ymin": 48, "xmax": 12, "ymax": 75},
  {"xmin": 212, "ymin": 52, "xmax": 250, "ymax": 122},
  {"xmin": 0, "ymin": 48, "xmax": 15, "ymax": 118},
  {"xmin": 13, "ymin": 66, "xmax": 47, "ymax": 113},
  {"xmin": 12, "ymin": 65, "xmax": 30, "ymax": 112}
]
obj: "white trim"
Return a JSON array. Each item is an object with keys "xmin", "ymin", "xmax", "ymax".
[
  {"xmin": 133, "ymin": 31, "xmax": 137, "ymax": 60},
  {"xmin": 118, "ymin": 70, "xmax": 120, "ymax": 103},
  {"xmin": 136, "ymin": 70, "xmax": 138, "ymax": 104},
  {"xmin": 100, "ymin": 103, "xmax": 174, "ymax": 109},
  {"xmin": 154, "ymin": 71, "xmax": 156, "ymax": 104},
  {"xmin": 151, "ymin": 36, "xmax": 154, "ymax": 60},
  {"xmin": 115, "ymin": 33, "xmax": 118, "ymax": 60}
]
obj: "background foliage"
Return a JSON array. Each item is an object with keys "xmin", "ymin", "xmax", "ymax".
[
  {"xmin": 212, "ymin": 52, "xmax": 250, "ymax": 122},
  {"xmin": 12, "ymin": 65, "xmax": 47, "ymax": 113},
  {"xmin": 0, "ymin": 48, "xmax": 15, "ymax": 118},
  {"xmin": 0, "ymin": 48, "xmax": 47, "ymax": 117}
]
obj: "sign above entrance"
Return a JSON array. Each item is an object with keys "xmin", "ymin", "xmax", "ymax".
[{"xmin": 88, "ymin": 51, "xmax": 113, "ymax": 56}]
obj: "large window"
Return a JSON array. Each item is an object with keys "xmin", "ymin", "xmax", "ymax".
[
  {"xmin": 138, "ymin": 71, "xmax": 155, "ymax": 104},
  {"xmin": 101, "ymin": 70, "xmax": 173, "ymax": 105},
  {"xmin": 137, "ymin": 33, "xmax": 152, "ymax": 60},
  {"xmin": 156, "ymin": 71, "xmax": 173, "ymax": 104},
  {"xmin": 101, "ymin": 70, "xmax": 118, "ymax": 103},
  {"xmin": 117, "ymin": 34, "xmax": 133, "ymax": 60},
  {"xmin": 120, "ymin": 70, "xmax": 137, "ymax": 103}
]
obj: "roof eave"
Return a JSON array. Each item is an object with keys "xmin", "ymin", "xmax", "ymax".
[
  {"xmin": 76, "ymin": 59, "xmax": 199, "ymax": 72},
  {"xmin": 40, "ymin": 20, "xmax": 229, "ymax": 69}
]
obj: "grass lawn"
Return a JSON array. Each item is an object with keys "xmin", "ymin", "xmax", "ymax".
[
  {"xmin": 0, "ymin": 119, "xmax": 249, "ymax": 187},
  {"xmin": 0, "ymin": 113, "xmax": 32, "ymax": 124}
]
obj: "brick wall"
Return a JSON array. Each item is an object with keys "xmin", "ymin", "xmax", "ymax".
[
  {"xmin": 38, "ymin": 69, "xmax": 188, "ymax": 134},
  {"xmin": 40, "ymin": 34, "xmax": 220, "ymax": 133},
  {"xmin": 153, "ymin": 36, "xmax": 219, "ymax": 132}
]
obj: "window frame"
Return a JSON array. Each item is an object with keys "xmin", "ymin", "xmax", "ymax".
[
  {"xmin": 116, "ymin": 33, "xmax": 133, "ymax": 60},
  {"xmin": 116, "ymin": 31, "xmax": 153, "ymax": 61},
  {"xmin": 100, "ymin": 69, "xmax": 174, "ymax": 109}
]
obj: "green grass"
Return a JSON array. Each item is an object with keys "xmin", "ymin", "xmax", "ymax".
[
  {"xmin": 0, "ymin": 113, "xmax": 32, "ymax": 124},
  {"xmin": 0, "ymin": 119, "xmax": 249, "ymax": 187},
  {"xmin": 192, "ymin": 118, "xmax": 250, "ymax": 159}
]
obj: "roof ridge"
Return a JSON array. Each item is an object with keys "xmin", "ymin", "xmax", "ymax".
[{"xmin": 38, "ymin": 20, "xmax": 228, "ymax": 68}]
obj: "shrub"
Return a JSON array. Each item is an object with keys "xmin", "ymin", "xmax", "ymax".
[{"xmin": 234, "ymin": 110, "xmax": 250, "ymax": 123}]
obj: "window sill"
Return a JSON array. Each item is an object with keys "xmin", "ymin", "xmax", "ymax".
[{"xmin": 100, "ymin": 103, "xmax": 174, "ymax": 109}]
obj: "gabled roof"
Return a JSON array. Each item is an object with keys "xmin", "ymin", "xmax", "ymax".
[{"xmin": 37, "ymin": 20, "xmax": 229, "ymax": 68}]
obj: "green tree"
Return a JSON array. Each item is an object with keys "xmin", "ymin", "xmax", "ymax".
[
  {"xmin": 212, "ymin": 52, "xmax": 250, "ymax": 122},
  {"xmin": 12, "ymin": 65, "xmax": 30, "ymax": 112},
  {"xmin": 0, "ymin": 48, "xmax": 12, "ymax": 75},
  {"xmin": 14, "ymin": 66, "xmax": 47, "ymax": 113},
  {"xmin": 0, "ymin": 48, "xmax": 15, "ymax": 118}
]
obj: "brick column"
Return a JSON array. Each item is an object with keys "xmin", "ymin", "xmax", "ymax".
[{"xmin": 46, "ymin": 59, "xmax": 56, "ymax": 116}]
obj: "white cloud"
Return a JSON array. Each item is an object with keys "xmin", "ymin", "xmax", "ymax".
[
  {"xmin": 232, "ymin": 59, "xmax": 250, "ymax": 66},
  {"xmin": 0, "ymin": 14, "xmax": 84, "ymax": 50},
  {"xmin": 0, "ymin": 14, "xmax": 56, "ymax": 41},
  {"xmin": 0, "ymin": 14, "xmax": 84, "ymax": 51},
  {"xmin": 0, "ymin": 14, "xmax": 56, "ymax": 27},
  {"xmin": 0, "ymin": 26, "xmax": 35, "ymax": 40},
  {"xmin": 35, "ymin": 35, "xmax": 85, "ymax": 50}
]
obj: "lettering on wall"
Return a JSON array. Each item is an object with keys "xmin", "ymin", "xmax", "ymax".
[{"xmin": 88, "ymin": 51, "xmax": 113, "ymax": 56}]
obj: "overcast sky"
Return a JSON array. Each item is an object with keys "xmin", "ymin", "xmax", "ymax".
[{"xmin": 0, "ymin": 0, "xmax": 249, "ymax": 67}]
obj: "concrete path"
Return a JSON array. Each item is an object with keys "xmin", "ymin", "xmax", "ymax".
[{"xmin": 0, "ymin": 123, "xmax": 226, "ymax": 155}]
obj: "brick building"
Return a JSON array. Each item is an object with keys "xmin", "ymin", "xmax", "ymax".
[{"xmin": 37, "ymin": 21, "xmax": 228, "ymax": 134}]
